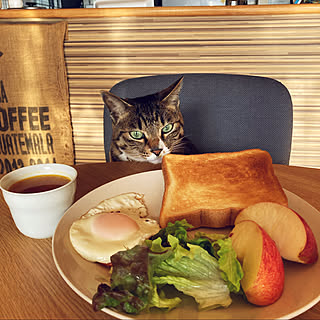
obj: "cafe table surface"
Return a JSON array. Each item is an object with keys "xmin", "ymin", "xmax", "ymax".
[{"xmin": 1, "ymin": 161, "xmax": 320, "ymax": 320}]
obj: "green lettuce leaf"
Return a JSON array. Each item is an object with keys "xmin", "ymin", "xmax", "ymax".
[
  {"xmin": 147, "ymin": 219, "xmax": 193, "ymax": 248},
  {"xmin": 147, "ymin": 236, "xmax": 168, "ymax": 253},
  {"xmin": 152, "ymin": 235, "xmax": 232, "ymax": 310},
  {"xmin": 216, "ymin": 238, "xmax": 243, "ymax": 293},
  {"xmin": 189, "ymin": 232, "xmax": 228, "ymax": 257},
  {"xmin": 188, "ymin": 232, "xmax": 243, "ymax": 293},
  {"xmin": 92, "ymin": 220, "xmax": 243, "ymax": 315},
  {"xmin": 148, "ymin": 286, "xmax": 182, "ymax": 311}
]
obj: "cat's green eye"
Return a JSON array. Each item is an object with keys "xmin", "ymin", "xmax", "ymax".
[
  {"xmin": 129, "ymin": 131, "xmax": 144, "ymax": 140},
  {"xmin": 162, "ymin": 123, "xmax": 173, "ymax": 134}
]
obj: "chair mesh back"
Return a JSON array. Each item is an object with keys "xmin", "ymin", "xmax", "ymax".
[{"xmin": 105, "ymin": 73, "xmax": 293, "ymax": 164}]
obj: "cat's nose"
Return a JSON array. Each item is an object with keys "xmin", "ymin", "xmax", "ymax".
[{"xmin": 151, "ymin": 149, "xmax": 162, "ymax": 157}]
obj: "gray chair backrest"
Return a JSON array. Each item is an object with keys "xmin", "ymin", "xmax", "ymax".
[{"xmin": 105, "ymin": 73, "xmax": 293, "ymax": 164}]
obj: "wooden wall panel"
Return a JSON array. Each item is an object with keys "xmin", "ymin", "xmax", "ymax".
[{"xmin": 64, "ymin": 13, "xmax": 320, "ymax": 168}]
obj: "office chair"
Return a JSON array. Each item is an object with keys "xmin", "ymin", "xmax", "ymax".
[{"xmin": 104, "ymin": 73, "xmax": 293, "ymax": 164}]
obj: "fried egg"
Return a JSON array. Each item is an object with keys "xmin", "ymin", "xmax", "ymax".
[{"xmin": 69, "ymin": 192, "xmax": 160, "ymax": 264}]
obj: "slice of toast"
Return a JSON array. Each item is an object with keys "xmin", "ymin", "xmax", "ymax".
[{"xmin": 160, "ymin": 149, "xmax": 288, "ymax": 228}]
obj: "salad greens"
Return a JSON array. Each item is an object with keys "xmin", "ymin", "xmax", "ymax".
[{"xmin": 92, "ymin": 219, "xmax": 243, "ymax": 315}]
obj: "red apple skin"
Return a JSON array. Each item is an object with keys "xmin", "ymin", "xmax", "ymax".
[
  {"xmin": 235, "ymin": 202, "xmax": 318, "ymax": 264},
  {"xmin": 297, "ymin": 214, "xmax": 318, "ymax": 264},
  {"xmin": 230, "ymin": 221, "xmax": 285, "ymax": 306},
  {"xmin": 244, "ymin": 225, "xmax": 285, "ymax": 306}
]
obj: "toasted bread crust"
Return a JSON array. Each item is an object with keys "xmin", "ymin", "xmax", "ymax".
[{"xmin": 160, "ymin": 149, "xmax": 288, "ymax": 228}]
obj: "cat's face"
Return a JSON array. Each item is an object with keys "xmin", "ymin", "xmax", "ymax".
[{"xmin": 101, "ymin": 77, "xmax": 185, "ymax": 163}]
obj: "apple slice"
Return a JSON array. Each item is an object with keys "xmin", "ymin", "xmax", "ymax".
[
  {"xmin": 230, "ymin": 220, "xmax": 284, "ymax": 306},
  {"xmin": 235, "ymin": 202, "xmax": 318, "ymax": 264}
]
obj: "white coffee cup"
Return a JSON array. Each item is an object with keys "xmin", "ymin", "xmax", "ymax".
[{"xmin": 0, "ymin": 163, "xmax": 77, "ymax": 239}]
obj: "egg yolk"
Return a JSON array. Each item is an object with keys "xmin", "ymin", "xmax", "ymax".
[{"xmin": 92, "ymin": 212, "xmax": 139, "ymax": 240}]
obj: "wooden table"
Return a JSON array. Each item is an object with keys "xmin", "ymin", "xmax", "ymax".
[{"xmin": 0, "ymin": 162, "xmax": 319, "ymax": 320}]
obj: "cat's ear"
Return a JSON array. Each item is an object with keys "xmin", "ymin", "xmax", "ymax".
[
  {"xmin": 159, "ymin": 76, "xmax": 183, "ymax": 109},
  {"xmin": 101, "ymin": 90, "xmax": 131, "ymax": 123}
]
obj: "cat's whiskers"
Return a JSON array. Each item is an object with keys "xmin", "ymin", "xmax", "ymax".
[{"xmin": 170, "ymin": 136, "xmax": 190, "ymax": 153}]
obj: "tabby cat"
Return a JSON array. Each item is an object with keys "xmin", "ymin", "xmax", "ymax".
[{"xmin": 101, "ymin": 76, "xmax": 197, "ymax": 163}]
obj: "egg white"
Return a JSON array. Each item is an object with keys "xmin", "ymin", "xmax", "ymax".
[{"xmin": 69, "ymin": 192, "xmax": 160, "ymax": 264}]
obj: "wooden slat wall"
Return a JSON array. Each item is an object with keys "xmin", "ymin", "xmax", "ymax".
[
  {"xmin": 2, "ymin": 8, "xmax": 319, "ymax": 167},
  {"xmin": 64, "ymin": 13, "xmax": 320, "ymax": 168}
]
